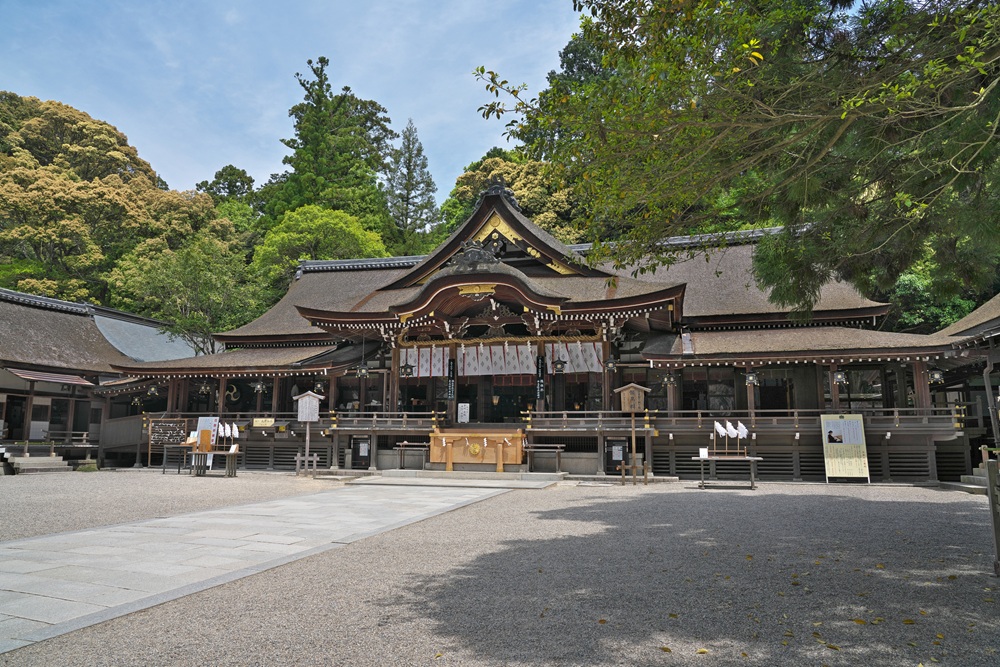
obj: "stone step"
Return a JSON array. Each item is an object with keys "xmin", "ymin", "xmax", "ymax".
[
  {"xmin": 970, "ymin": 466, "xmax": 988, "ymax": 478},
  {"xmin": 380, "ymin": 468, "xmax": 567, "ymax": 483},
  {"xmin": 960, "ymin": 474, "xmax": 989, "ymax": 486},
  {"xmin": 9, "ymin": 455, "xmax": 74, "ymax": 474},
  {"xmin": 14, "ymin": 466, "xmax": 74, "ymax": 474},
  {"xmin": 939, "ymin": 481, "xmax": 988, "ymax": 496}
]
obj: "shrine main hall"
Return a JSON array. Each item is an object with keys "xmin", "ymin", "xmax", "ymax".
[{"xmin": 40, "ymin": 182, "xmax": 1000, "ymax": 481}]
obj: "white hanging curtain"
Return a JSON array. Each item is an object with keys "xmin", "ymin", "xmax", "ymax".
[
  {"xmin": 544, "ymin": 341, "xmax": 602, "ymax": 374},
  {"xmin": 400, "ymin": 347, "xmax": 450, "ymax": 377}
]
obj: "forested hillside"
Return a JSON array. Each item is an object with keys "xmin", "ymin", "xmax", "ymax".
[{"xmin": 0, "ymin": 58, "xmax": 448, "ymax": 353}]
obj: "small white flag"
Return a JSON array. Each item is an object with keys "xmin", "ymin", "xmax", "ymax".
[
  {"xmin": 725, "ymin": 421, "xmax": 739, "ymax": 438},
  {"xmin": 224, "ymin": 423, "xmax": 232, "ymax": 439},
  {"xmin": 217, "ymin": 422, "xmax": 225, "ymax": 439},
  {"xmin": 231, "ymin": 423, "xmax": 239, "ymax": 439},
  {"xmin": 736, "ymin": 421, "xmax": 749, "ymax": 439},
  {"xmin": 714, "ymin": 421, "xmax": 727, "ymax": 437}
]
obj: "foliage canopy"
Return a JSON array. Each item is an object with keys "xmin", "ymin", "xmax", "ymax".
[{"xmin": 480, "ymin": 0, "xmax": 1000, "ymax": 315}]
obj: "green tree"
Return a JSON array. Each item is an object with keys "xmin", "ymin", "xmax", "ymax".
[
  {"xmin": 196, "ymin": 165, "xmax": 255, "ymax": 203},
  {"xmin": 439, "ymin": 150, "xmax": 582, "ymax": 244},
  {"xmin": 251, "ymin": 205, "xmax": 388, "ymax": 303},
  {"xmin": 0, "ymin": 93, "xmax": 223, "ymax": 303},
  {"xmin": 479, "ymin": 1, "xmax": 1000, "ymax": 315},
  {"xmin": 383, "ymin": 119, "xmax": 440, "ymax": 254},
  {"xmin": 108, "ymin": 220, "xmax": 256, "ymax": 355},
  {"xmin": 262, "ymin": 57, "xmax": 397, "ymax": 247}
]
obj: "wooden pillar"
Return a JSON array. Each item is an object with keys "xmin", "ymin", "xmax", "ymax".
[
  {"xmin": 829, "ymin": 365, "xmax": 841, "ymax": 411},
  {"xmin": 23, "ymin": 381, "xmax": 35, "ymax": 446},
  {"xmin": 745, "ymin": 366, "xmax": 757, "ymax": 420},
  {"xmin": 666, "ymin": 369, "xmax": 679, "ymax": 417},
  {"xmin": 535, "ymin": 341, "xmax": 546, "ymax": 412},
  {"xmin": 911, "ymin": 360, "xmax": 931, "ymax": 410},
  {"xmin": 64, "ymin": 388, "xmax": 76, "ymax": 445},
  {"xmin": 447, "ymin": 344, "xmax": 457, "ymax": 424},
  {"xmin": 601, "ymin": 340, "xmax": 612, "ymax": 410},
  {"xmin": 389, "ymin": 348, "xmax": 400, "ymax": 413},
  {"xmin": 217, "ymin": 377, "xmax": 226, "ymax": 416},
  {"xmin": 166, "ymin": 379, "xmax": 177, "ymax": 415},
  {"xmin": 271, "ymin": 375, "xmax": 279, "ymax": 416},
  {"xmin": 180, "ymin": 379, "xmax": 190, "ymax": 414}
]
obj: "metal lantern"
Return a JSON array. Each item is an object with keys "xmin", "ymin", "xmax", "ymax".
[
  {"xmin": 553, "ymin": 358, "xmax": 567, "ymax": 374},
  {"xmin": 746, "ymin": 371, "xmax": 759, "ymax": 386},
  {"xmin": 605, "ymin": 358, "xmax": 618, "ymax": 371},
  {"xmin": 400, "ymin": 362, "xmax": 414, "ymax": 378},
  {"xmin": 833, "ymin": 370, "xmax": 848, "ymax": 386},
  {"xmin": 251, "ymin": 380, "xmax": 266, "ymax": 393},
  {"xmin": 928, "ymin": 369, "xmax": 945, "ymax": 384}
]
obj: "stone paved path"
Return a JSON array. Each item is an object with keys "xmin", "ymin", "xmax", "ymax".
[{"xmin": 0, "ymin": 484, "xmax": 505, "ymax": 654}]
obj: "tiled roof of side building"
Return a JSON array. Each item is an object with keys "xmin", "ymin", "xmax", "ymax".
[
  {"xmin": 616, "ymin": 243, "xmax": 885, "ymax": 320},
  {"xmin": 0, "ymin": 288, "xmax": 197, "ymax": 372},
  {"xmin": 642, "ymin": 326, "xmax": 960, "ymax": 360},
  {"xmin": 215, "ymin": 267, "xmax": 412, "ymax": 340},
  {"xmin": 0, "ymin": 297, "xmax": 138, "ymax": 373}
]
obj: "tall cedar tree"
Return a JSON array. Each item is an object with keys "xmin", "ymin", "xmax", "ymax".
[
  {"xmin": 264, "ymin": 57, "xmax": 399, "ymax": 250},
  {"xmin": 383, "ymin": 119, "xmax": 440, "ymax": 254}
]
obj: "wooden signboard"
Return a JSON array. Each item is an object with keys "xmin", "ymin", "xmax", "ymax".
[
  {"xmin": 614, "ymin": 383, "xmax": 651, "ymax": 413},
  {"xmin": 294, "ymin": 391, "xmax": 323, "ymax": 422},
  {"xmin": 820, "ymin": 414, "xmax": 870, "ymax": 483}
]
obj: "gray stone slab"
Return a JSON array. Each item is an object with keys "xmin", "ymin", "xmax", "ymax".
[
  {"xmin": 0, "ymin": 594, "xmax": 106, "ymax": 624},
  {"xmin": 0, "ymin": 615, "xmax": 49, "ymax": 639},
  {"xmin": 0, "ymin": 485, "xmax": 506, "ymax": 654}
]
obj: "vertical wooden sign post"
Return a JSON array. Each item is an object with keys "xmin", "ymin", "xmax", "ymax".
[
  {"xmin": 614, "ymin": 383, "xmax": 651, "ymax": 486},
  {"xmin": 294, "ymin": 391, "xmax": 323, "ymax": 477}
]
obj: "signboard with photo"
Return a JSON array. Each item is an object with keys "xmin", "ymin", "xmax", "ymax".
[{"xmin": 820, "ymin": 414, "xmax": 870, "ymax": 483}]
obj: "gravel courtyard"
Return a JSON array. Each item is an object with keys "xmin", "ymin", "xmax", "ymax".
[{"xmin": 1, "ymin": 471, "xmax": 997, "ymax": 666}]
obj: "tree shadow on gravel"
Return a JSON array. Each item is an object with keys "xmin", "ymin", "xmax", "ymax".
[{"xmin": 402, "ymin": 490, "xmax": 998, "ymax": 666}]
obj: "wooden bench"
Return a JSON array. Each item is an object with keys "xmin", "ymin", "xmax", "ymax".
[
  {"xmin": 191, "ymin": 446, "xmax": 240, "ymax": 477},
  {"xmin": 393, "ymin": 441, "xmax": 430, "ymax": 470},
  {"xmin": 162, "ymin": 444, "xmax": 194, "ymax": 474},
  {"xmin": 523, "ymin": 444, "xmax": 566, "ymax": 473},
  {"xmin": 692, "ymin": 455, "xmax": 763, "ymax": 490}
]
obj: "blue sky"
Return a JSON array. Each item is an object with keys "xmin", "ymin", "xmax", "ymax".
[{"xmin": 1, "ymin": 0, "xmax": 581, "ymax": 201}]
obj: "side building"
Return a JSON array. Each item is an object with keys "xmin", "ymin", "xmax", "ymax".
[
  {"xmin": 0, "ymin": 288, "xmax": 196, "ymax": 462},
  {"xmin": 109, "ymin": 182, "xmax": 993, "ymax": 481}
]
